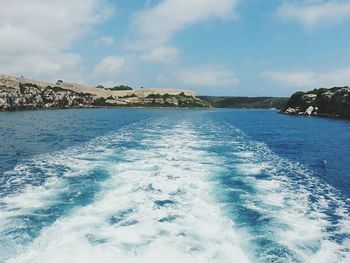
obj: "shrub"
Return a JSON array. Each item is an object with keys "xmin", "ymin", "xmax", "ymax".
[
  {"xmin": 147, "ymin": 94, "xmax": 163, "ymax": 99},
  {"xmin": 110, "ymin": 85, "xmax": 133, "ymax": 91},
  {"xmin": 93, "ymin": 98, "xmax": 107, "ymax": 106}
]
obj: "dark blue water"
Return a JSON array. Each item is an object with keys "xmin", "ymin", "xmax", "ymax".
[{"xmin": 0, "ymin": 109, "xmax": 349, "ymax": 262}]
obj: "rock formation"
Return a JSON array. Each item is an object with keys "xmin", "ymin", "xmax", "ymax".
[
  {"xmin": 0, "ymin": 83, "xmax": 97, "ymax": 110},
  {"xmin": 0, "ymin": 74, "xmax": 208, "ymax": 110},
  {"xmin": 282, "ymin": 87, "xmax": 350, "ymax": 119}
]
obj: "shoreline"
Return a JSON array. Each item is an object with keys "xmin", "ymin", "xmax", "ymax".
[
  {"xmin": 0, "ymin": 106, "xmax": 283, "ymax": 113},
  {"xmin": 5, "ymin": 106, "xmax": 350, "ymax": 122},
  {"xmin": 0, "ymin": 74, "xmax": 209, "ymax": 111},
  {"xmin": 279, "ymin": 111, "xmax": 350, "ymax": 121},
  {"xmin": 0, "ymin": 105, "xmax": 213, "ymax": 113}
]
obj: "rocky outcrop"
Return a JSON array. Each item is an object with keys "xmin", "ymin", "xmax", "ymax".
[
  {"xmin": 0, "ymin": 75, "xmax": 195, "ymax": 99},
  {"xmin": 98, "ymin": 93, "xmax": 208, "ymax": 108},
  {"xmin": 0, "ymin": 83, "xmax": 97, "ymax": 111},
  {"xmin": 0, "ymin": 74, "xmax": 209, "ymax": 110},
  {"xmin": 282, "ymin": 87, "xmax": 350, "ymax": 119}
]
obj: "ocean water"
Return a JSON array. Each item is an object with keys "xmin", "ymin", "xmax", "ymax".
[{"xmin": 0, "ymin": 108, "xmax": 349, "ymax": 263}]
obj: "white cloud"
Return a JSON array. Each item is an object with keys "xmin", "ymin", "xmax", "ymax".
[
  {"xmin": 141, "ymin": 46, "xmax": 179, "ymax": 63},
  {"xmin": 132, "ymin": 0, "xmax": 238, "ymax": 48},
  {"xmin": 177, "ymin": 65, "xmax": 239, "ymax": 87},
  {"xmin": 97, "ymin": 35, "xmax": 115, "ymax": 46},
  {"xmin": 278, "ymin": 0, "xmax": 350, "ymax": 28},
  {"xmin": 94, "ymin": 56, "xmax": 126, "ymax": 77},
  {"xmin": 0, "ymin": 0, "xmax": 113, "ymax": 81},
  {"xmin": 1, "ymin": 52, "xmax": 83, "ymax": 80},
  {"xmin": 262, "ymin": 68, "xmax": 350, "ymax": 88},
  {"xmin": 122, "ymin": 0, "xmax": 240, "ymax": 89}
]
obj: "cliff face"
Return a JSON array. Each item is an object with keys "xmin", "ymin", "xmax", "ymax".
[
  {"xmin": 282, "ymin": 87, "xmax": 350, "ymax": 119},
  {"xmin": 0, "ymin": 83, "xmax": 97, "ymax": 110}
]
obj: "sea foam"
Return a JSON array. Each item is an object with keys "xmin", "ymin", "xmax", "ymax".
[
  {"xmin": 2, "ymin": 120, "xmax": 250, "ymax": 263},
  {"xmin": 1, "ymin": 117, "xmax": 350, "ymax": 263}
]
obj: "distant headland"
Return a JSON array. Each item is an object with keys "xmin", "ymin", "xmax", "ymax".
[
  {"xmin": 281, "ymin": 87, "xmax": 350, "ymax": 119},
  {"xmin": 0, "ymin": 74, "xmax": 209, "ymax": 110},
  {"xmin": 2, "ymin": 74, "xmax": 349, "ymax": 119}
]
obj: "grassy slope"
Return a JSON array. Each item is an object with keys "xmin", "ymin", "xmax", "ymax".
[{"xmin": 199, "ymin": 96, "xmax": 288, "ymax": 109}]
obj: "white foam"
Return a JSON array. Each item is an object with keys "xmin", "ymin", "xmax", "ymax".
[
  {"xmin": 4, "ymin": 121, "xmax": 250, "ymax": 263},
  {"xmin": 237, "ymin": 163, "xmax": 270, "ymax": 175},
  {"xmin": 0, "ymin": 177, "xmax": 67, "ymax": 233},
  {"xmin": 233, "ymin": 151, "xmax": 254, "ymax": 158},
  {"xmin": 2, "ymin": 117, "xmax": 350, "ymax": 263},
  {"xmin": 226, "ymin": 130, "xmax": 350, "ymax": 262}
]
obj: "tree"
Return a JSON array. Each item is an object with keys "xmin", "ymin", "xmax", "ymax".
[{"xmin": 109, "ymin": 85, "xmax": 133, "ymax": 91}]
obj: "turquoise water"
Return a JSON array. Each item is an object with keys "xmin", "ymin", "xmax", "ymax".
[{"xmin": 0, "ymin": 109, "xmax": 349, "ymax": 262}]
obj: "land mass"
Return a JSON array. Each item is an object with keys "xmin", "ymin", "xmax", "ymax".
[
  {"xmin": 199, "ymin": 96, "xmax": 288, "ymax": 109},
  {"xmin": 282, "ymin": 87, "xmax": 350, "ymax": 119},
  {"xmin": 5, "ymin": 74, "xmax": 348, "ymax": 117},
  {"xmin": 0, "ymin": 74, "xmax": 209, "ymax": 110}
]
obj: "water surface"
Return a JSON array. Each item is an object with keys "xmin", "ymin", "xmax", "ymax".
[{"xmin": 0, "ymin": 109, "xmax": 349, "ymax": 262}]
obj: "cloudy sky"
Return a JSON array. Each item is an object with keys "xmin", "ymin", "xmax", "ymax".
[{"xmin": 0, "ymin": 0, "xmax": 349, "ymax": 96}]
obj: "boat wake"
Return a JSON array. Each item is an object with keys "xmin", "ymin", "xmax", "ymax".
[{"xmin": 0, "ymin": 117, "xmax": 349, "ymax": 262}]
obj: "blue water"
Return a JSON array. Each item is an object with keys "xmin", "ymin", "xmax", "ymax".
[{"xmin": 0, "ymin": 108, "xmax": 349, "ymax": 263}]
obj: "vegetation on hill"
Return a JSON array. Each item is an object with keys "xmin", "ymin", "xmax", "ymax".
[
  {"xmin": 94, "ymin": 93, "xmax": 209, "ymax": 108},
  {"xmin": 0, "ymin": 74, "xmax": 209, "ymax": 110},
  {"xmin": 199, "ymin": 96, "xmax": 288, "ymax": 109},
  {"xmin": 109, "ymin": 85, "xmax": 133, "ymax": 91},
  {"xmin": 282, "ymin": 86, "xmax": 350, "ymax": 119},
  {"xmin": 1, "ymin": 83, "xmax": 96, "ymax": 110}
]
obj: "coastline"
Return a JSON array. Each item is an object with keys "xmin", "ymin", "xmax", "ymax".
[
  {"xmin": 281, "ymin": 87, "xmax": 350, "ymax": 120},
  {"xmin": 279, "ymin": 110, "xmax": 350, "ymax": 121},
  {"xmin": 0, "ymin": 74, "xmax": 209, "ymax": 111},
  {"xmin": 0, "ymin": 105, "xmax": 213, "ymax": 112}
]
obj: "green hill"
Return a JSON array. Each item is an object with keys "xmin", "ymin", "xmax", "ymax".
[{"xmin": 199, "ymin": 96, "xmax": 288, "ymax": 109}]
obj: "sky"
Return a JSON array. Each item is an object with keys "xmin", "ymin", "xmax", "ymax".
[{"xmin": 0, "ymin": 0, "xmax": 350, "ymax": 96}]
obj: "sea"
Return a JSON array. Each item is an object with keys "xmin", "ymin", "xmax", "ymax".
[{"xmin": 0, "ymin": 108, "xmax": 349, "ymax": 263}]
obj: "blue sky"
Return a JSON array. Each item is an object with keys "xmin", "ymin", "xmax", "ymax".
[{"xmin": 1, "ymin": 0, "xmax": 350, "ymax": 96}]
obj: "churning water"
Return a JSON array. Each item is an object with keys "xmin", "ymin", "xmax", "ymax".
[{"xmin": 0, "ymin": 109, "xmax": 349, "ymax": 262}]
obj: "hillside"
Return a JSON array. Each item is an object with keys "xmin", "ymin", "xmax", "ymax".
[
  {"xmin": 199, "ymin": 96, "xmax": 288, "ymax": 109},
  {"xmin": 282, "ymin": 87, "xmax": 350, "ymax": 119},
  {"xmin": 0, "ymin": 74, "xmax": 209, "ymax": 110}
]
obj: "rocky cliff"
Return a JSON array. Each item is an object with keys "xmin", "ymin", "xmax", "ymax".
[
  {"xmin": 0, "ymin": 74, "xmax": 208, "ymax": 110},
  {"xmin": 0, "ymin": 83, "xmax": 97, "ymax": 110},
  {"xmin": 99, "ymin": 93, "xmax": 209, "ymax": 108},
  {"xmin": 282, "ymin": 87, "xmax": 350, "ymax": 119}
]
